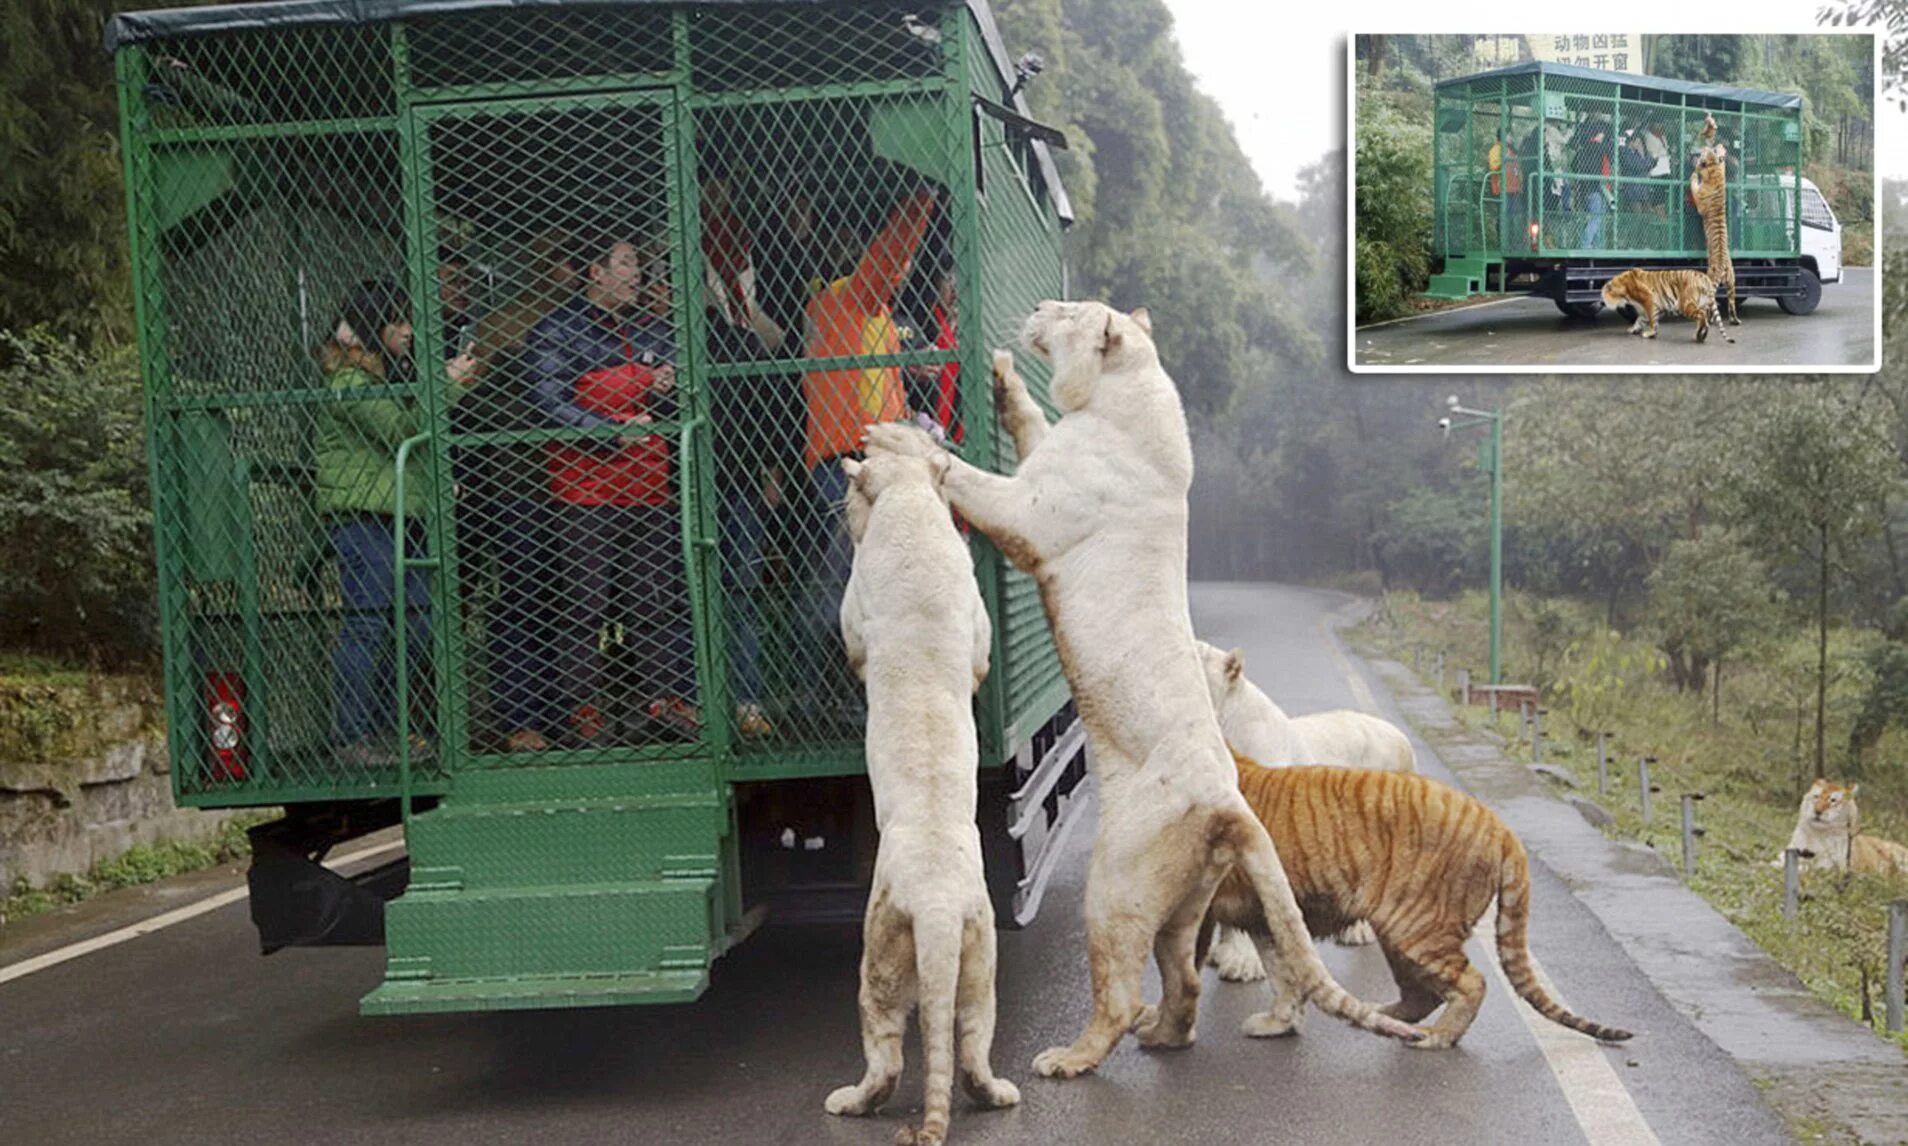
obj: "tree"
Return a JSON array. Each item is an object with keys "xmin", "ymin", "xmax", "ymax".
[
  {"xmin": 1821, "ymin": 2, "xmax": 1908, "ymax": 112},
  {"xmin": 1723, "ymin": 385, "xmax": 1899, "ymax": 777},
  {"xmin": 1645, "ymin": 529, "xmax": 1776, "ymax": 719},
  {"xmin": 0, "ymin": 0, "xmax": 134, "ymax": 345}
]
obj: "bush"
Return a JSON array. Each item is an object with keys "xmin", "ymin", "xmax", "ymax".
[
  {"xmin": 1354, "ymin": 92, "xmax": 1434, "ymax": 322},
  {"xmin": 0, "ymin": 328, "xmax": 154, "ymax": 667}
]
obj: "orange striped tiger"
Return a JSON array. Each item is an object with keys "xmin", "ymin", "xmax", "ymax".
[
  {"xmin": 1600, "ymin": 267, "xmax": 1732, "ymax": 344},
  {"xmin": 1203, "ymin": 754, "xmax": 1634, "ymax": 1049},
  {"xmin": 1689, "ymin": 144, "xmax": 1740, "ymax": 325}
]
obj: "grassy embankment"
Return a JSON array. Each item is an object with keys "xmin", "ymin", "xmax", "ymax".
[{"xmin": 1351, "ymin": 590, "xmax": 1908, "ymax": 1052}]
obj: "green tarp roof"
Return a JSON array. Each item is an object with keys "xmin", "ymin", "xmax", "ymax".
[
  {"xmin": 105, "ymin": 0, "xmax": 1071, "ymax": 221},
  {"xmin": 1437, "ymin": 59, "xmax": 1803, "ymax": 111}
]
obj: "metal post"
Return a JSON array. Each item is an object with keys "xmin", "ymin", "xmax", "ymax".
[
  {"xmin": 1888, "ymin": 901, "xmax": 1907, "ymax": 1034},
  {"xmin": 1638, "ymin": 757, "xmax": 1654, "ymax": 823},
  {"xmin": 1413, "ymin": 645, "xmax": 1422, "ymax": 673},
  {"xmin": 1597, "ymin": 731, "xmax": 1608, "ymax": 796},
  {"xmin": 1488, "ymin": 410, "xmax": 1503, "ymax": 687},
  {"xmin": 1457, "ymin": 667, "xmax": 1470, "ymax": 706},
  {"xmin": 1681, "ymin": 795, "xmax": 1697, "ymax": 875},
  {"xmin": 1532, "ymin": 707, "xmax": 1544, "ymax": 763},
  {"xmin": 1783, "ymin": 849, "xmax": 1801, "ymax": 920},
  {"xmin": 1436, "ymin": 650, "xmax": 1447, "ymax": 696},
  {"xmin": 1490, "ymin": 687, "xmax": 1499, "ymax": 719}
]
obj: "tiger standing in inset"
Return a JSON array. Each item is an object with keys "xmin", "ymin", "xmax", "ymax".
[
  {"xmin": 1601, "ymin": 267, "xmax": 1733, "ymax": 344},
  {"xmin": 1689, "ymin": 140, "xmax": 1741, "ymax": 326},
  {"xmin": 1203, "ymin": 753, "xmax": 1635, "ymax": 1049}
]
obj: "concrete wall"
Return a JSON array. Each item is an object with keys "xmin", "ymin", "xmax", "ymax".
[{"xmin": 0, "ymin": 676, "xmax": 242, "ymax": 891}]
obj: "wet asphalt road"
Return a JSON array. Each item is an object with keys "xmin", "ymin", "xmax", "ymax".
[
  {"xmin": 0, "ymin": 583, "xmax": 1796, "ymax": 1145},
  {"xmin": 1353, "ymin": 266, "xmax": 1874, "ymax": 370}
]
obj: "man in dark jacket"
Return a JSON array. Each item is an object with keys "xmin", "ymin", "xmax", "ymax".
[
  {"xmin": 1570, "ymin": 111, "xmax": 1613, "ymax": 249},
  {"xmin": 524, "ymin": 229, "xmax": 696, "ymax": 744}
]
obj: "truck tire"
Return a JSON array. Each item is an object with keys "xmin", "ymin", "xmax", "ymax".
[
  {"xmin": 1555, "ymin": 298, "xmax": 1603, "ymax": 320},
  {"xmin": 1778, "ymin": 267, "xmax": 1822, "ymax": 316}
]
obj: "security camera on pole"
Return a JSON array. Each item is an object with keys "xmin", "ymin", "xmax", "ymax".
[{"xmin": 1439, "ymin": 395, "xmax": 1504, "ymax": 687}]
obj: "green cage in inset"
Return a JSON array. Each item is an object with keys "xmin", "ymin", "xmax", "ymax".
[{"xmin": 1423, "ymin": 60, "xmax": 1817, "ymax": 310}]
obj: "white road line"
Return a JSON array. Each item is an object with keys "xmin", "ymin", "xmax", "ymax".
[
  {"xmin": 0, "ymin": 837, "xmax": 406, "ymax": 986},
  {"xmin": 1354, "ymin": 293, "xmax": 1531, "ymax": 331},
  {"xmin": 1474, "ymin": 905, "xmax": 1660, "ymax": 1146},
  {"xmin": 1318, "ymin": 612, "xmax": 1380, "ymax": 714}
]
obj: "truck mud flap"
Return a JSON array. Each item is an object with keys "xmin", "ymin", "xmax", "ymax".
[{"xmin": 247, "ymin": 807, "xmax": 407, "ymax": 953}]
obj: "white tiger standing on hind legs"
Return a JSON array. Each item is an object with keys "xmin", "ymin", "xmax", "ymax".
[
  {"xmin": 864, "ymin": 300, "xmax": 1422, "ymax": 1080},
  {"xmin": 826, "ymin": 451, "xmax": 1019, "ymax": 1146},
  {"xmin": 1193, "ymin": 640, "xmax": 1417, "ymax": 981}
]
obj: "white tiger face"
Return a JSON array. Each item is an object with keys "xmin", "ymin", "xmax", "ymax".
[
  {"xmin": 1020, "ymin": 300, "xmax": 1156, "ymax": 413},
  {"xmin": 1803, "ymin": 779, "xmax": 1858, "ymax": 828}
]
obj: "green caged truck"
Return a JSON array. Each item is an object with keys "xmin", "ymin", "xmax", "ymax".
[{"xmin": 106, "ymin": 0, "xmax": 1087, "ymax": 1015}]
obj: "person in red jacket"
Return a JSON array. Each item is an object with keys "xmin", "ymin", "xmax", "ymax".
[{"xmin": 524, "ymin": 230, "xmax": 697, "ymax": 744}]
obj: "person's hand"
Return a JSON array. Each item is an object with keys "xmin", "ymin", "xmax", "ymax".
[
  {"xmin": 651, "ymin": 363, "xmax": 676, "ymax": 393},
  {"xmin": 761, "ymin": 466, "xmax": 784, "ymax": 509},
  {"xmin": 447, "ymin": 351, "xmax": 480, "ymax": 386},
  {"xmin": 615, "ymin": 411, "xmax": 655, "ymax": 437}
]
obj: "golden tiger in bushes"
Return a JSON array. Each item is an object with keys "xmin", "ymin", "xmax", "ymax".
[
  {"xmin": 1601, "ymin": 267, "xmax": 1733, "ymax": 344},
  {"xmin": 1203, "ymin": 754, "xmax": 1635, "ymax": 1050}
]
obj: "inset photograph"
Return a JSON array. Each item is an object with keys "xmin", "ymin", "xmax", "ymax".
[{"xmin": 1350, "ymin": 34, "xmax": 1878, "ymax": 371}]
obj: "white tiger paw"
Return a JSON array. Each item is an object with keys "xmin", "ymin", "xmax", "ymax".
[
  {"xmin": 1334, "ymin": 920, "xmax": 1379, "ymax": 947},
  {"xmin": 826, "ymin": 1085, "xmax": 874, "ymax": 1116},
  {"xmin": 1241, "ymin": 1010, "xmax": 1302, "ymax": 1039},
  {"xmin": 1208, "ymin": 928, "xmax": 1268, "ymax": 982}
]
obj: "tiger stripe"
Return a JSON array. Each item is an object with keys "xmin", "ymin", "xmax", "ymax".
[{"xmin": 1214, "ymin": 755, "xmax": 1634, "ymax": 1048}]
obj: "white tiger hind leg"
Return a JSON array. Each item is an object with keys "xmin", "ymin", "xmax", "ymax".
[
  {"xmin": 828, "ymin": 900, "xmax": 915, "ymax": 1118},
  {"xmin": 1208, "ymin": 924, "xmax": 1268, "ymax": 981},
  {"xmin": 1241, "ymin": 930, "xmax": 1309, "ymax": 1038}
]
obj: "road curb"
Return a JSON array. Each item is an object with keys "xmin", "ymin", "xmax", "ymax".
[{"xmin": 1338, "ymin": 623, "xmax": 1908, "ymax": 1145}]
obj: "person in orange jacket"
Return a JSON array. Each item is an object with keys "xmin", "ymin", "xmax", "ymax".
[{"xmin": 798, "ymin": 184, "xmax": 940, "ymax": 713}]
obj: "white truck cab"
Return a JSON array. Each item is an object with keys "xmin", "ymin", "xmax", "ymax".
[{"xmin": 1798, "ymin": 175, "xmax": 1842, "ymax": 285}]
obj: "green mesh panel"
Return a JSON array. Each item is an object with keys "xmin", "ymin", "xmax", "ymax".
[
  {"xmin": 114, "ymin": 2, "xmax": 1072, "ymax": 805},
  {"xmin": 1432, "ymin": 64, "xmax": 1802, "ymax": 264}
]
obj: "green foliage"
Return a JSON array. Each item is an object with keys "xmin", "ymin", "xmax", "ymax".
[
  {"xmin": 1848, "ymin": 641, "xmax": 1908, "ymax": 768},
  {"xmin": 992, "ymin": 0, "xmax": 1321, "ymax": 414},
  {"xmin": 0, "ymin": 0, "xmax": 133, "ymax": 345},
  {"xmin": 1646, "ymin": 529, "xmax": 1778, "ymax": 692},
  {"xmin": 1352, "ymin": 91, "xmax": 1433, "ymax": 322},
  {"xmin": 1552, "ymin": 627, "xmax": 1666, "ymax": 737},
  {"xmin": 1372, "ymin": 486, "xmax": 1486, "ymax": 596},
  {"xmin": 0, "ymin": 327, "xmax": 154, "ymax": 665}
]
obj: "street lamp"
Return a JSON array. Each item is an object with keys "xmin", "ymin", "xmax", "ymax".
[{"xmin": 1439, "ymin": 394, "xmax": 1504, "ymax": 687}]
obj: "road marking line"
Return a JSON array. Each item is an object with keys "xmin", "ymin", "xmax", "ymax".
[
  {"xmin": 1318, "ymin": 612, "xmax": 1379, "ymax": 714},
  {"xmin": 1475, "ymin": 905, "xmax": 1660, "ymax": 1146},
  {"xmin": 1355, "ymin": 293, "xmax": 1531, "ymax": 331},
  {"xmin": 0, "ymin": 837, "xmax": 406, "ymax": 986}
]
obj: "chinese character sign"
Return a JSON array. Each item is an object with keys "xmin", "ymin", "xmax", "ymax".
[{"xmin": 1526, "ymin": 32, "xmax": 1646, "ymax": 75}]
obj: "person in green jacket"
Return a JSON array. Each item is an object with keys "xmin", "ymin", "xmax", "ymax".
[{"xmin": 315, "ymin": 278, "xmax": 476, "ymax": 759}]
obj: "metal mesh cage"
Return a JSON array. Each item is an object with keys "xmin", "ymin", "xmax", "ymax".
[
  {"xmin": 1432, "ymin": 62, "xmax": 1803, "ymax": 262},
  {"xmin": 114, "ymin": 0, "xmax": 1071, "ymax": 804}
]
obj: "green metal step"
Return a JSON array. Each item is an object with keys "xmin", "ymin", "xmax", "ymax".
[
  {"xmin": 1425, "ymin": 257, "xmax": 1500, "ymax": 300},
  {"xmin": 404, "ymin": 795, "xmax": 726, "ymax": 889},
  {"xmin": 361, "ymin": 968, "xmax": 709, "ymax": 1015},
  {"xmin": 380, "ymin": 879, "xmax": 717, "ymax": 983}
]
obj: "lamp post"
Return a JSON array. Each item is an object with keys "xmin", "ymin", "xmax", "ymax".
[{"xmin": 1439, "ymin": 395, "xmax": 1504, "ymax": 686}]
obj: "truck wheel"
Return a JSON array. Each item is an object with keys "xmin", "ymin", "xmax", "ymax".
[
  {"xmin": 1555, "ymin": 299, "xmax": 1604, "ymax": 320},
  {"xmin": 1616, "ymin": 304, "xmax": 1637, "ymax": 324},
  {"xmin": 1778, "ymin": 267, "xmax": 1822, "ymax": 316}
]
